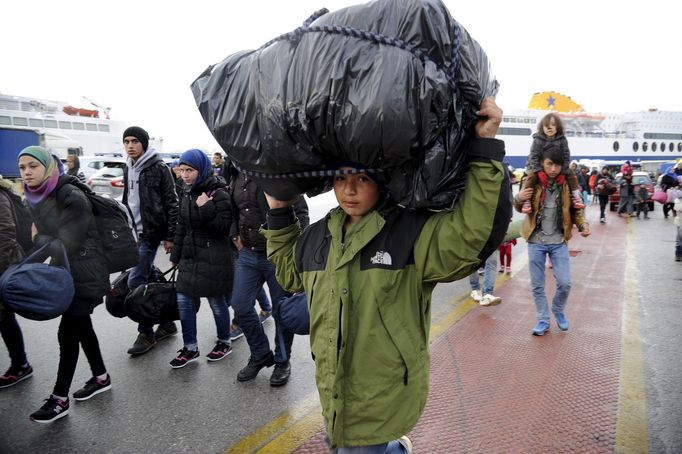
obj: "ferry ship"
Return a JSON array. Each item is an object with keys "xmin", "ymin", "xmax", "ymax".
[
  {"xmin": 498, "ymin": 91, "xmax": 682, "ymax": 169},
  {"xmin": 0, "ymin": 93, "xmax": 161, "ymax": 157}
]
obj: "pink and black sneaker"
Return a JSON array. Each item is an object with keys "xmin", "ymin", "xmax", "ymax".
[
  {"xmin": 73, "ymin": 374, "xmax": 112, "ymax": 401},
  {"xmin": 0, "ymin": 364, "xmax": 33, "ymax": 389},
  {"xmin": 170, "ymin": 347, "xmax": 200, "ymax": 369}
]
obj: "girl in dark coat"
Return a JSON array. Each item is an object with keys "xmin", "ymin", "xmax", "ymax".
[
  {"xmin": 169, "ymin": 149, "xmax": 234, "ymax": 368},
  {"xmin": 18, "ymin": 146, "xmax": 111, "ymax": 423},
  {"xmin": 0, "ymin": 177, "xmax": 32, "ymax": 389}
]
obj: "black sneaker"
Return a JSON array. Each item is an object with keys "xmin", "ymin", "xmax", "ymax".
[
  {"xmin": 270, "ymin": 361, "xmax": 291, "ymax": 387},
  {"xmin": 30, "ymin": 396, "xmax": 69, "ymax": 423},
  {"xmin": 169, "ymin": 347, "xmax": 200, "ymax": 369},
  {"xmin": 237, "ymin": 351, "xmax": 275, "ymax": 381},
  {"xmin": 127, "ymin": 333, "xmax": 156, "ymax": 355},
  {"xmin": 73, "ymin": 375, "xmax": 112, "ymax": 401},
  {"xmin": 206, "ymin": 342, "xmax": 233, "ymax": 362},
  {"xmin": 0, "ymin": 364, "xmax": 33, "ymax": 389},
  {"xmin": 154, "ymin": 323, "xmax": 178, "ymax": 341}
]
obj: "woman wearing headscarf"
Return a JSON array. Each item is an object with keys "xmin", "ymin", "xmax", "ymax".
[
  {"xmin": 17, "ymin": 146, "xmax": 110, "ymax": 423},
  {"xmin": 169, "ymin": 149, "xmax": 234, "ymax": 368},
  {"xmin": 65, "ymin": 155, "xmax": 86, "ymax": 183}
]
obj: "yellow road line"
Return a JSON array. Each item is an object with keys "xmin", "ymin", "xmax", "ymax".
[
  {"xmin": 615, "ymin": 219, "xmax": 649, "ymax": 453},
  {"xmin": 226, "ymin": 260, "xmax": 524, "ymax": 453}
]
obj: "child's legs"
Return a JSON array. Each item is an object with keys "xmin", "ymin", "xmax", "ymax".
[{"xmin": 498, "ymin": 245, "xmax": 506, "ymax": 267}]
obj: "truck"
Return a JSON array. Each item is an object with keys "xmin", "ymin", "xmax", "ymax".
[
  {"xmin": 0, "ymin": 127, "xmax": 42, "ymax": 179},
  {"xmin": 0, "ymin": 126, "xmax": 82, "ymax": 181}
]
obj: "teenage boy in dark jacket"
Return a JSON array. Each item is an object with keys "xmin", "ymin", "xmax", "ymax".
[{"xmin": 121, "ymin": 126, "xmax": 179, "ymax": 355}]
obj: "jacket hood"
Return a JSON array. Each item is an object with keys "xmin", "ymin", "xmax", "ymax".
[{"xmin": 128, "ymin": 148, "xmax": 162, "ymax": 172}]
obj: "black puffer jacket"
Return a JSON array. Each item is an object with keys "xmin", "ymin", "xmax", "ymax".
[
  {"xmin": 230, "ymin": 173, "xmax": 309, "ymax": 252},
  {"xmin": 31, "ymin": 176, "xmax": 109, "ymax": 313},
  {"xmin": 170, "ymin": 175, "xmax": 233, "ymax": 297},
  {"xmin": 123, "ymin": 154, "xmax": 179, "ymax": 244}
]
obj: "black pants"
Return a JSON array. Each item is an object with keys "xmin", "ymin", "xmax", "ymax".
[
  {"xmin": 663, "ymin": 202, "xmax": 676, "ymax": 218},
  {"xmin": 636, "ymin": 201, "xmax": 649, "ymax": 217},
  {"xmin": 54, "ymin": 313, "xmax": 106, "ymax": 397},
  {"xmin": 598, "ymin": 195, "xmax": 609, "ymax": 219},
  {"xmin": 0, "ymin": 307, "xmax": 27, "ymax": 367}
]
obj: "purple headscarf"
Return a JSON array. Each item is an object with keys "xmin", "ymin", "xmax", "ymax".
[{"xmin": 18, "ymin": 146, "xmax": 64, "ymax": 207}]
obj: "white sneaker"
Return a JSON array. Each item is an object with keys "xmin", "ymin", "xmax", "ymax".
[
  {"xmin": 505, "ymin": 266, "xmax": 511, "ymax": 274},
  {"xmin": 480, "ymin": 293, "xmax": 502, "ymax": 306},
  {"xmin": 470, "ymin": 290, "xmax": 483, "ymax": 302},
  {"xmin": 397, "ymin": 435, "xmax": 413, "ymax": 453}
]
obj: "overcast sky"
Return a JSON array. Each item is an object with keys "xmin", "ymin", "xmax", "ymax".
[{"xmin": 2, "ymin": 0, "xmax": 680, "ymax": 152}]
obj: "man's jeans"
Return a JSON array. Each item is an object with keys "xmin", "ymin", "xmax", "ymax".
[
  {"xmin": 469, "ymin": 254, "xmax": 497, "ymax": 295},
  {"xmin": 527, "ymin": 242, "xmax": 572, "ymax": 322},
  {"xmin": 177, "ymin": 293, "xmax": 230, "ymax": 351},
  {"xmin": 231, "ymin": 249, "xmax": 293, "ymax": 363},
  {"xmin": 618, "ymin": 195, "xmax": 634, "ymax": 215},
  {"xmin": 127, "ymin": 240, "xmax": 170, "ymax": 337},
  {"xmin": 676, "ymin": 225, "xmax": 682, "ymax": 254}
]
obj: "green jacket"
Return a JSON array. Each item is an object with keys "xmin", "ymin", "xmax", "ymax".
[{"xmin": 262, "ymin": 139, "xmax": 511, "ymax": 448}]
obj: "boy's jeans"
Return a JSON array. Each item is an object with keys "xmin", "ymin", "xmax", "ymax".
[{"xmin": 527, "ymin": 242, "xmax": 572, "ymax": 322}]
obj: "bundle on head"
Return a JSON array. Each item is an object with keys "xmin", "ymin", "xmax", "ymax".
[{"xmin": 192, "ymin": 0, "xmax": 498, "ymax": 209}]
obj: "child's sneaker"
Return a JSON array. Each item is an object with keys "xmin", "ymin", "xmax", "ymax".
[
  {"xmin": 505, "ymin": 266, "xmax": 512, "ymax": 274},
  {"xmin": 480, "ymin": 294, "xmax": 502, "ymax": 307},
  {"xmin": 0, "ymin": 364, "xmax": 33, "ymax": 389},
  {"xmin": 521, "ymin": 200, "xmax": 532, "ymax": 214},
  {"xmin": 206, "ymin": 342, "xmax": 233, "ymax": 362},
  {"xmin": 30, "ymin": 396, "xmax": 69, "ymax": 423},
  {"xmin": 498, "ymin": 266, "xmax": 504, "ymax": 273},
  {"xmin": 170, "ymin": 347, "xmax": 200, "ymax": 369},
  {"xmin": 73, "ymin": 374, "xmax": 112, "ymax": 401}
]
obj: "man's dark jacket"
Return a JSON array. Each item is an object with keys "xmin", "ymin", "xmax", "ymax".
[
  {"xmin": 230, "ymin": 173, "xmax": 309, "ymax": 252},
  {"xmin": 122, "ymin": 155, "xmax": 179, "ymax": 244}
]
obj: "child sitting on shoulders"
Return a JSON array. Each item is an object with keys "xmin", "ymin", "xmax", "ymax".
[{"xmin": 520, "ymin": 113, "xmax": 583, "ymax": 214}]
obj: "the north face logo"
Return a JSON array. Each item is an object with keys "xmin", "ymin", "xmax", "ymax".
[{"xmin": 370, "ymin": 251, "xmax": 392, "ymax": 265}]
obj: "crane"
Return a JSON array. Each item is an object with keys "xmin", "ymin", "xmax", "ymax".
[{"xmin": 83, "ymin": 96, "xmax": 112, "ymax": 119}]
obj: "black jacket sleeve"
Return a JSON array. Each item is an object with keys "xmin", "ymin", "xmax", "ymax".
[{"xmin": 160, "ymin": 165, "xmax": 179, "ymax": 242}]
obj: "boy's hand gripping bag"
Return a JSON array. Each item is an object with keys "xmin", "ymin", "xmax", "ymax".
[{"xmin": 191, "ymin": 0, "xmax": 499, "ymax": 209}]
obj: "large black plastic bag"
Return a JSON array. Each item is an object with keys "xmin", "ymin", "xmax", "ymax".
[{"xmin": 192, "ymin": 0, "xmax": 498, "ymax": 209}]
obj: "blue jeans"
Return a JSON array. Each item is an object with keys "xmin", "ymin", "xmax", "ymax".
[
  {"xmin": 127, "ymin": 240, "xmax": 171, "ymax": 337},
  {"xmin": 676, "ymin": 226, "xmax": 682, "ymax": 254},
  {"xmin": 176, "ymin": 293, "xmax": 230, "ymax": 351},
  {"xmin": 469, "ymin": 254, "xmax": 498, "ymax": 294},
  {"xmin": 618, "ymin": 195, "xmax": 634, "ymax": 214},
  {"xmin": 582, "ymin": 190, "xmax": 590, "ymax": 206},
  {"xmin": 230, "ymin": 249, "xmax": 293, "ymax": 363},
  {"xmin": 527, "ymin": 242, "xmax": 572, "ymax": 322},
  {"xmin": 332, "ymin": 441, "xmax": 407, "ymax": 453}
]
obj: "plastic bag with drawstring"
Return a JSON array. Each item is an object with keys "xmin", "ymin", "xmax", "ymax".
[{"xmin": 191, "ymin": 0, "xmax": 499, "ymax": 209}]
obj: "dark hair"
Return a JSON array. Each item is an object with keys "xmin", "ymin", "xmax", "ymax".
[
  {"xmin": 213, "ymin": 152, "xmax": 223, "ymax": 158},
  {"xmin": 537, "ymin": 113, "xmax": 564, "ymax": 136},
  {"xmin": 541, "ymin": 143, "xmax": 564, "ymax": 165}
]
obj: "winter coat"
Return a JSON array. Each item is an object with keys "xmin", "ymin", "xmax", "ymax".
[
  {"xmin": 0, "ymin": 185, "xmax": 25, "ymax": 275},
  {"xmin": 513, "ymin": 176, "xmax": 587, "ymax": 243},
  {"xmin": 170, "ymin": 176, "xmax": 233, "ymax": 297},
  {"xmin": 262, "ymin": 139, "xmax": 511, "ymax": 448},
  {"xmin": 230, "ymin": 173, "xmax": 309, "ymax": 252},
  {"xmin": 30, "ymin": 176, "xmax": 109, "ymax": 313},
  {"xmin": 577, "ymin": 171, "xmax": 591, "ymax": 194},
  {"xmin": 123, "ymin": 154, "xmax": 178, "ymax": 244},
  {"xmin": 595, "ymin": 173, "xmax": 615, "ymax": 196},
  {"xmin": 529, "ymin": 133, "xmax": 571, "ymax": 174}
]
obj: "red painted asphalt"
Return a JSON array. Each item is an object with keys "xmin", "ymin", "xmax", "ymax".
[{"xmin": 294, "ymin": 207, "xmax": 629, "ymax": 453}]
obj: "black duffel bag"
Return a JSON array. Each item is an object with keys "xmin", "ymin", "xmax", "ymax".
[
  {"xmin": 124, "ymin": 268, "xmax": 199, "ymax": 324},
  {"xmin": 105, "ymin": 266, "xmax": 167, "ymax": 318}
]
